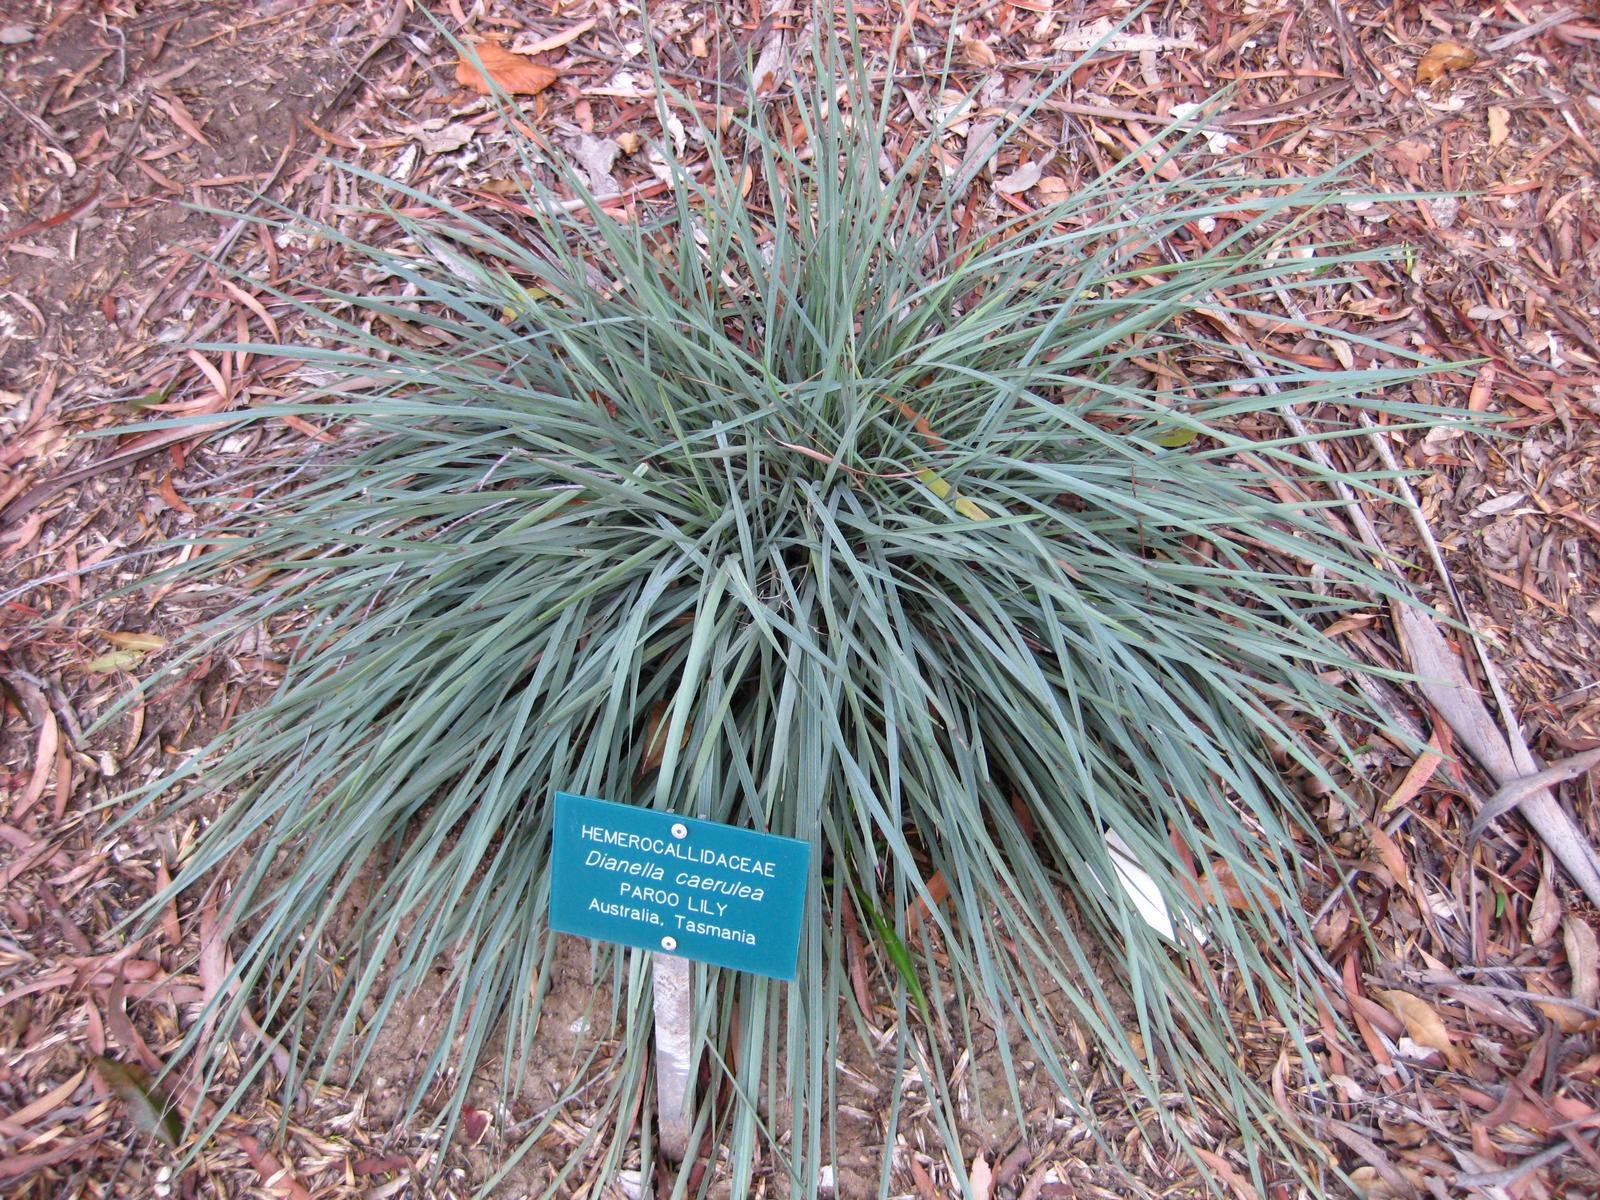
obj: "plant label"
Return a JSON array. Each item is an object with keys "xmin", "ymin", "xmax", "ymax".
[{"xmin": 549, "ymin": 792, "xmax": 811, "ymax": 980}]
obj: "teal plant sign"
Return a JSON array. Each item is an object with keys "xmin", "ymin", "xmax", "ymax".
[{"xmin": 549, "ymin": 792, "xmax": 811, "ymax": 980}]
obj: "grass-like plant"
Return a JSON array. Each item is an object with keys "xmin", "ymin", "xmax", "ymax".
[{"xmin": 126, "ymin": 22, "xmax": 1444, "ymax": 1199}]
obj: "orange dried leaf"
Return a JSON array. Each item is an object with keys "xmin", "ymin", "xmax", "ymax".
[
  {"xmin": 1376, "ymin": 989, "xmax": 1462, "ymax": 1068},
  {"xmin": 1378, "ymin": 740, "xmax": 1443, "ymax": 814},
  {"xmin": 885, "ymin": 394, "xmax": 945, "ymax": 449},
  {"xmin": 1416, "ymin": 42, "xmax": 1476, "ymax": 84},
  {"xmin": 906, "ymin": 870, "xmax": 951, "ymax": 935},
  {"xmin": 455, "ymin": 43, "xmax": 559, "ymax": 96}
]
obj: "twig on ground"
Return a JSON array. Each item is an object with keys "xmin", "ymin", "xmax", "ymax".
[
  {"xmin": 1455, "ymin": 1139, "xmax": 1575, "ymax": 1188},
  {"xmin": 1485, "ymin": 9, "xmax": 1578, "ymax": 52},
  {"xmin": 1468, "ymin": 747, "xmax": 1600, "ymax": 846}
]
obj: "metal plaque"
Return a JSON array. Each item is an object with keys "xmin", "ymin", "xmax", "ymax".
[{"xmin": 549, "ymin": 791, "xmax": 811, "ymax": 980}]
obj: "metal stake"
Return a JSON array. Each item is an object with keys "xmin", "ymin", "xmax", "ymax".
[{"xmin": 651, "ymin": 951, "xmax": 692, "ymax": 1162}]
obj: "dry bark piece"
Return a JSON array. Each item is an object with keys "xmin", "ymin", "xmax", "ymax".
[
  {"xmin": 455, "ymin": 43, "xmax": 559, "ymax": 96},
  {"xmin": 1488, "ymin": 105, "xmax": 1511, "ymax": 146}
]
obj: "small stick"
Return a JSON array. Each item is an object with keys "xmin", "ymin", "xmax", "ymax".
[
  {"xmin": 1484, "ymin": 9, "xmax": 1577, "ymax": 52},
  {"xmin": 1468, "ymin": 747, "xmax": 1600, "ymax": 846},
  {"xmin": 1455, "ymin": 1139, "xmax": 1574, "ymax": 1188}
]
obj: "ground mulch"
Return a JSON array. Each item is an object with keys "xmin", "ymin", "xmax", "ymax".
[{"xmin": 4, "ymin": 1, "xmax": 1600, "ymax": 1197}]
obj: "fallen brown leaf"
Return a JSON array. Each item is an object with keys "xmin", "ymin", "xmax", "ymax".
[
  {"xmin": 455, "ymin": 43, "xmax": 559, "ymax": 96},
  {"xmin": 235, "ymin": 1133, "xmax": 314, "ymax": 1200},
  {"xmin": 519, "ymin": 18, "xmax": 595, "ymax": 55},
  {"xmin": 1565, "ymin": 915, "xmax": 1599, "ymax": 1010},
  {"xmin": 104, "ymin": 631, "xmax": 165, "ymax": 652},
  {"xmin": 638, "ymin": 702, "xmax": 689, "ymax": 776},
  {"xmin": 1416, "ymin": 41, "xmax": 1476, "ymax": 84},
  {"xmin": 15, "ymin": 698, "xmax": 56, "ymax": 818},
  {"xmin": 6, "ymin": 1066, "xmax": 85, "ymax": 1127},
  {"xmin": 1376, "ymin": 989, "xmax": 1463, "ymax": 1069},
  {"xmin": 1378, "ymin": 738, "xmax": 1444, "ymax": 814},
  {"xmin": 1198, "ymin": 859, "xmax": 1283, "ymax": 911},
  {"xmin": 1036, "ymin": 175, "xmax": 1070, "ymax": 205},
  {"xmin": 995, "ymin": 160, "xmax": 1044, "ymax": 195},
  {"xmin": 1531, "ymin": 853, "xmax": 1563, "ymax": 944},
  {"xmin": 838, "ymin": 891, "xmax": 873, "ymax": 1017}
]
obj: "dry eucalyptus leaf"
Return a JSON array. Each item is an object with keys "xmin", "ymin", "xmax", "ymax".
[
  {"xmin": 1392, "ymin": 603, "xmax": 1600, "ymax": 906},
  {"xmin": 1531, "ymin": 854, "xmax": 1563, "ymax": 943},
  {"xmin": 1055, "ymin": 17, "xmax": 1196, "ymax": 52},
  {"xmin": 1036, "ymin": 175, "xmax": 1071, "ymax": 205},
  {"xmin": 1366, "ymin": 823, "xmax": 1411, "ymax": 890},
  {"xmin": 408, "ymin": 121, "xmax": 475, "ymax": 156},
  {"xmin": 1564, "ymin": 915, "xmax": 1599, "ymax": 1009},
  {"xmin": 1416, "ymin": 42, "xmax": 1477, "ymax": 85},
  {"xmin": 995, "ymin": 160, "xmax": 1044, "ymax": 195},
  {"xmin": 1376, "ymin": 989, "xmax": 1462, "ymax": 1068},
  {"xmin": 1384, "ymin": 138, "xmax": 1433, "ymax": 168},
  {"xmin": 516, "ymin": 18, "xmax": 595, "ymax": 55},
  {"xmin": 751, "ymin": 29, "xmax": 789, "ymax": 96},
  {"xmin": 463, "ymin": 1107, "xmax": 492, "ymax": 1145},
  {"xmin": 455, "ymin": 43, "xmax": 559, "ymax": 96}
]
